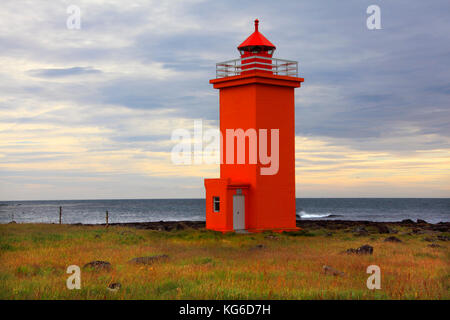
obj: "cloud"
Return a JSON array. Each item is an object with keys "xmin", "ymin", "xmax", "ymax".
[
  {"xmin": 27, "ymin": 67, "xmax": 102, "ymax": 78},
  {"xmin": 0, "ymin": 0, "xmax": 449, "ymax": 199}
]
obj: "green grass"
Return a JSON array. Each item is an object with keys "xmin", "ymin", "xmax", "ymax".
[{"xmin": 0, "ymin": 223, "xmax": 448, "ymax": 299}]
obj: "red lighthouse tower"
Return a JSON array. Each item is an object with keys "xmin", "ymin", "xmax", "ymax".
[{"xmin": 204, "ymin": 19, "xmax": 304, "ymax": 232}]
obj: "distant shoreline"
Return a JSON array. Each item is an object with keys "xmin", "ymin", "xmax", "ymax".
[{"xmin": 61, "ymin": 219, "xmax": 450, "ymax": 233}]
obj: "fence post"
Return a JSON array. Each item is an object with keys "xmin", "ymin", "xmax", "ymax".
[
  {"xmin": 106, "ymin": 210, "xmax": 109, "ymax": 228},
  {"xmin": 59, "ymin": 206, "xmax": 62, "ymax": 224}
]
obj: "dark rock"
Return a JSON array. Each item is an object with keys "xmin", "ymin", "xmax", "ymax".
[
  {"xmin": 83, "ymin": 260, "xmax": 112, "ymax": 271},
  {"xmin": 424, "ymin": 237, "xmax": 435, "ymax": 242},
  {"xmin": 427, "ymin": 243, "xmax": 442, "ymax": 248},
  {"xmin": 346, "ymin": 244, "xmax": 373, "ymax": 255},
  {"xmin": 107, "ymin": 282, "xmax": 121, "ymax": 292},
  {"xmin": 323, "ymin": 265, "xmax": 344, "ymax": 276},
  {"xmin": 357, "ymin": 244, "xmax": 374, "ymax": 254},
  {"xmin": 99, "ymin": 221, "xmax": 205, "ymax": 231},
  {"xmin": 401, "ymin": 219, "xmax": 415, "ymax": 224},
  {"xmin": 417, "ymin": 219, "xmax": 427, "ymax": 224},
  {"xmin": 176, "ymin": 222, "xmax": 189, "ymax": 230},
  {"xmin": 128, "ymin": 254, "xmax": 169, "ymax": 265},
  {"xmin": 175, "ymin": 223, "xmax": 184, "ymax": 230},
  {"xmin": 250, "ymin": 244, "xmax": 266, "ymax": 250},
  {"xmin": 325, "ymin": 232, "xmax": 333, "ymax": 237},
  {"xmin": 352, "ymin": 226, "xmax": 369, "ymax": 236},
  {"xmin": 431, "ymin": 225, "xmax": 449, "ymax": 232},
  {"xmin": 412, "ymin": 228, "xmax": 428, "ymax": 235},
  {"xmin": 437, "ymin": 235, "xmax": 449, "ymax": 241},
  {"xmin": 376, "ymin": 224, "xmax": 390, "ymax": 234},
  {"xmin": 384, "ymin": 236, "xmax": 402, "ymax": 243},
  {"xmin": 8, "ymin": 221, "xmax": 17, "ymax": 224}
]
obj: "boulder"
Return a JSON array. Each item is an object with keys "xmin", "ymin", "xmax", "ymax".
[
  {"xmin": 384, "ymin": 236, "xmax": 402, "ymax": 243},
  {"xmin": 427, "ymin": 243, "xmax": 442, "ymax": 248},
  {"xmin": 352, "ymin": 226, "xmax": 369, "ymax": 236},
  {"xmin": 323, "ymin": 265, "xmax": 344, "ymax": 276},
  {"xmin": 346, "ymin": 244, "xmax": 373, "ymax": 255},
  {"xmin": 431, "ymin": 225, "xmax": 450, "ymax": 232},
  {"xmin": 250, "ymin": 244, "xmax": 266, "ymax": 250},
  {"xmin": 128, "ymin": 254, "xmax": 169, "ymax": 265},
  {"xmin": 424, "ymin": 237, "xmax": 435, "ymax": 242},
  {"xmin": 176, "ymin": 222, "xmax": 189, "ymax": 230},
  {"xmin": 107, "ymin": 282, "xmax": 121, "ymax": 292},
  {"xmin": 431, "ymin": 225, "xmax": 449, "ymax": 232},
  {"xmin": 437, "ymin": 235, "xmax": 449, "ymax": 242},
  {"xmin": 83, "ymin": 260, "xmax": 112, "ymax": 271},
  {"xmin": 376, "ymin": 224, "xmax": 391, "ymax": 234}
]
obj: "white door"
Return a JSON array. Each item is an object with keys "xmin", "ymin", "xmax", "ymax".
[{"xmin": 233, "ymin": 195, "xmax": 245, "ymax": 230}]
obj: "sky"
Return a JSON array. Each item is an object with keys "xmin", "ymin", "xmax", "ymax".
[{"xmin": 0, "ymin": 0, "xmax": 449, "ymax": 200}]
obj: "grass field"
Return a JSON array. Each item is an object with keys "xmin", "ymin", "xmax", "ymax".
[{"xmin": 0, "ymin": 223, "xmax": 448, "ymax": 299}]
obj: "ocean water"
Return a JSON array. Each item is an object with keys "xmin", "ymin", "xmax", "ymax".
[{"xmin": 0, "ymin": 198, "xmax": 448, "ymax": 224}]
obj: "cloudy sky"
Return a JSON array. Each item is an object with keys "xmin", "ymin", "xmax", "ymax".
[{"xmin": 1, "ymin": 0, "xmax": 449, "ymax": 200}]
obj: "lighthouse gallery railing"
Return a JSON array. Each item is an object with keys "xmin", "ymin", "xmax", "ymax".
[{"xmin": 216, "ymin": 56, "xmax": 298, "ymax": 78}]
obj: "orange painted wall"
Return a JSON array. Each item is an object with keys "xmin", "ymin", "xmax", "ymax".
[
  {"xmin": 219, "ymin": 84, "xmax": 258, "ymax": 230},
  {"xmin": 204, "ymin": 178, "xmax": 250, "ymax": 232},
  {"xmin": 204, "ymin": 178, "xmax": 229, "ymax": 231},
  {"xmin": 206, "ymin": 72, "xmax": 303, "ymax": 232},
  {"xmin": 254, "ymin": 84, "xmax": 296, "ymax": 230}
]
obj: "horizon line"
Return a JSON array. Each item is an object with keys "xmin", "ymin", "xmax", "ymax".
[{"xmin": 1, "ymin": 197, "xmax": 449, "ymax": 202}]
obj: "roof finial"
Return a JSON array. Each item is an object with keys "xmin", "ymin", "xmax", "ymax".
[{"xmin": 254, "ymin": 19, "xmax": 259, "ymax": 32}]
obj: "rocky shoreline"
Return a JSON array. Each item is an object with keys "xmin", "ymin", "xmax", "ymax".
[{"xmin": 82, "ymin": 219, "xmax": 450, "ymax": 234}]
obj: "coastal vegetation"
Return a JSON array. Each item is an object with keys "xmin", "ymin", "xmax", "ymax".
[{"xmin": 0, "ymin": 222, "xmax": 448, "ymax": 299}]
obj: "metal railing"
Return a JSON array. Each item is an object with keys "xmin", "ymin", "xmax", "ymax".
[{"xmin": 216, "ymin": 56, "xmax": 298, "ymax": 78}]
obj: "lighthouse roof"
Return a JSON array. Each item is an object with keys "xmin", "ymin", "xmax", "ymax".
[{"xmin": 237, "ymin": 19, "xmax": 276, "ymax": 50}]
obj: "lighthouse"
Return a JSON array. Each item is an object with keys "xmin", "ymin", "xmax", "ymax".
[{"xmin": 204, "ymin": 19, "xmax": 304, "ymax": 232}]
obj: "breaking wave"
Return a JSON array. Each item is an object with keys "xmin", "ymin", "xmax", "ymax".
[{"xmin": 296, "ymin": 210, "xmax": 342, "ymax": 219}]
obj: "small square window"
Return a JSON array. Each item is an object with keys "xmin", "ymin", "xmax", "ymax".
[{"xmin": 213, "ymin": 196, "xmax": 220, "ymax": 212}]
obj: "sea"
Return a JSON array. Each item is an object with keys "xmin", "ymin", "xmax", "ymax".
[{"xmin": 0, "ymin": 198, "xmax": 449, "ymax": 224}]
